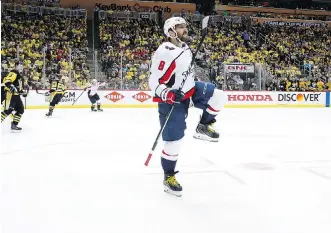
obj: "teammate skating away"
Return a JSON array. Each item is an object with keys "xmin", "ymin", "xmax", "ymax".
[
  {"xmin": 46, "ymin": 76, "xmax": 67, "ymax": 117},
  {"xmin": 1, "ymin": 63, "xmax": 27, "ymax": 131},
  {"xmin": 148, "ymin": 17, "xmax": 227, "ymax": 197},
  {"xmin": 84, "ymin": 79, "xmax": 106, "ymax": 112}
]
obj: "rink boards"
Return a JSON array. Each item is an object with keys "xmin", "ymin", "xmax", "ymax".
[{"xmin": 24, "ymin": 90, "xmax": 331, "ymax": 109}]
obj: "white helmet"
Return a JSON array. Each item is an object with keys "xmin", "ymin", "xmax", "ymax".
[
  {"xmin": 163, "ymin": 17, "xmax": 187, "ymax": 38},
  {"xmin": 92, "ymin": 79, "xmax": 97, "ymax": 84}
]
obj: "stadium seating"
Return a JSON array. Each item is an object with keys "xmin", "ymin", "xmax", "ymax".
[
  {"xmin": 99, "ymin": 18, "xmax": 163, "ymax": 90},
  {"xmin": 96, "ymin": 11, "xmax": 330, "ymax": 91},
  {"xmin": 1, "ymin": 6, "xmax": 89, "ymax": 88},
  {"xmin": 1, "ymin": 2, "xmax": 330, "ymax": 91}
]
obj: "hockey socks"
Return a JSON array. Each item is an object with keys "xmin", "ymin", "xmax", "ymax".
[
  {"xmin": 12, "ymin": 113, "xmax": 21, "ymax": 125},
  {"xmin": 200, "ymin": 106, "xmax": 219, "ymax": 125},
  {"xmin": 97, "ymin": 103, "xmax": 103, "ymax": 111},
  {"xmin": 161, "ymin": 156, "xmax": 177, "ymax": 174},
  {"xmin": 46, "ymin": 106, "xmax": 54, "ymax": 116},
  {"xmin": 1, "ymin": 112, "xmax": 8, "ymax": 123}
]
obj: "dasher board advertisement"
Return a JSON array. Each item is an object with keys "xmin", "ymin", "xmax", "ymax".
[{"xmin": 25, "ymin": 91, "xmax": 329, "ymax": 109}]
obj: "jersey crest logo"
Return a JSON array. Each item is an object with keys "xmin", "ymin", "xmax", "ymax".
[{"xmin": 165, "ymin": 46, "xmax": 175, "ymax": 51}]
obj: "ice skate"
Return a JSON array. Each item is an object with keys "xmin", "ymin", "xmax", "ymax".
[
  {"xmin": 46, "ymin": 111, "xmax": 52, "ymax": 117},
  {"xmin": 163, "ymin": 172, "xmax": 182, "ymax": 197},
  {"xmin": 91, "ymin": 106, "xmax": 97, "ymax": 112},
  {"xmin": 193, "ymin": 120, "xmax": 219, "ymax": 142},
  {"xmin": 11, "ymin": 122, "xmax": 22, "ymax": 131},
  {"xmin": 97, "ymin": 104, "xmax": 103, "ymax": 112}
]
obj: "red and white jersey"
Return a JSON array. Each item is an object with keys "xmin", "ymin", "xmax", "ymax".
[
  {"xmin": 149, "ymin": 42, "xmax": 195, "ymax": 102},
  {"xmin": 86, "ymin": 82, "xmax": 106, "ymax": 96}
]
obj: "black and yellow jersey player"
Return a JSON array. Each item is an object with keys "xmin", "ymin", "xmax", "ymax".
[
  {"xmin": 1, "ymin": 63, "xmax": 27, "ymax": 131},
  {"xmin": 46, "ymin": 76, "xmax": 67, "ymax": 117},
  {"xmin": 1, "ymin": 76, "xmax": 6, "ymax": 105}
]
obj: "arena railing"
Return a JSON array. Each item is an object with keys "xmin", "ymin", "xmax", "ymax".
[
  {"xmin": 171, "ymin": 13, "xmax": 244, "ymax": 24},
  {"xmin": 0, "ymin": 43, "xmax": 87, "ymax": 89},
  {"xmin": 1, "ymin": 3, "xmax": 87, "ymax": 18}
]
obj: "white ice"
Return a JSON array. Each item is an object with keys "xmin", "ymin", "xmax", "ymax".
[{"xmin": 1, "ymin": 107, "xmax": 331, "ymax": 233}]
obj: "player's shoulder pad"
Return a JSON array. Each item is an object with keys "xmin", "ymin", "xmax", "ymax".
[{"xmin": 155, "ymin": 42, "xmax": 180, "ymax": 58}]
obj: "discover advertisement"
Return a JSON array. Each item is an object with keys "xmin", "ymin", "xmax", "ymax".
[{"xmin": 277, "ymin": 93, "xmax": 322, "ymax": 103}]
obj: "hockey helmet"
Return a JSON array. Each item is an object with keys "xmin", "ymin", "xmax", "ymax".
[
  {"xmin": 92, "ymin": 79, "xmax": 97, "ymax": 84},
  {"xmin": 163, "ymin": 17, "xmax": 187, "ymax": 38}
]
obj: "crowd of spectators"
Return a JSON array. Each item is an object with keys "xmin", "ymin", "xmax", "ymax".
[
  {"xmin": 99, "ymin": 18, "xmax": 164, "ymax": 89},
  {"xmin": 251, "ymin": 12, "xmax": 331, "ymax": 21},
  {"xmin": 220, "ymin": 0, "xmax": 330, "ymax": 11},
  {"xmin": 1, "ymin": 6, "xmax": 90, "ymax": 89},
  {"xmin": 256, "ymin": 24, "xmax": 331, "ymax": 80},
  {"xmin": 266, "ymin": 77, "xmax": 331, "ymax": 91},
  {"xmin": 1, "ymin": 2, "xmax": 331, "ymax": 92},
  {"xmin": 95, "ymin": 12, "xmax": 331, "ymax": 91}
]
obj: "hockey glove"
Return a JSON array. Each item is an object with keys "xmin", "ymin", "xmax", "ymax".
[
  {"xmin": 162, "ymin": 89, "xmax": 185, "ymax": 105},
  {"xmin": 20, "ymin": 90, "xmax": 28, "ymax": 97}
]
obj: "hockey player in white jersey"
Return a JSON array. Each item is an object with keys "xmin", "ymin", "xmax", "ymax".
[
  {"xmin": 149, "ymin": 17, "xmax": 227, "ymax": 196},
  {"xmin": 84, "ymin": 79, "xmax": 106, "ymax": 112}
]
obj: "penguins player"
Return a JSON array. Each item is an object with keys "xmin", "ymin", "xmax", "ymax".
[
  {"xmin": 1, "ymin": 62, "xmax": 27, "ymax": 131},
  {"xmin": 46, "ymin": 75, "xmax": 67, "ymax": 117}
]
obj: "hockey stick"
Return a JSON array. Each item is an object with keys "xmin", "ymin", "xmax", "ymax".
[
  {"xmin": 72, "ymin": 90, "xmax": 85, "ymax": 106},
  {"xmin": 33, "ymin": 82, "xmax": 48, "ymax": 96},
  {"xmin": 24, "ymin": 85, "xmax": 29, "ymax": 109},
  {"xmin": 144, "ymin": 16, "xmax": 210, "ymax": 166},
  {"xmin": 36, "ymin": 89, "xmax": 47, "ymax": 95}
]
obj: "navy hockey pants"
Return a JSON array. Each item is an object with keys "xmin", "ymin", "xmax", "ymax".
[
  {"xmin": 158, "ymin": 81, "xmax": 216, "ymax": 141},
  {"xmin": 88, "ymin": 93, "xmax": 100, "ymax": 104}
]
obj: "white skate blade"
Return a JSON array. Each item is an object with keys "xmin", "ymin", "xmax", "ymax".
[
  {"xmin": 164, "ymin": 186, "xmax": 182, "ymax": 197},
  {"xmin": 193, "ymin": 132, "xmax": 219, "ymax": 142},
  {"xmin": 11, "ymin": 129, "xmax": 22, "ymax": 133}
]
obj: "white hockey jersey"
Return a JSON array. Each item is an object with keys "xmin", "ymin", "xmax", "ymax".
[
  {"xmin": 149, "ymin": 42, "xmax": 195, "ymax": 102},
  {"xmin": 86, "ymin": 82, "xmax": 106, "ymax": 96}
]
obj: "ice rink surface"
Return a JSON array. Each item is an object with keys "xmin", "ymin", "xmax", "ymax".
[{"xmin": 1, "ymin": 107, "xmax": 331, "ymax": 233}]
